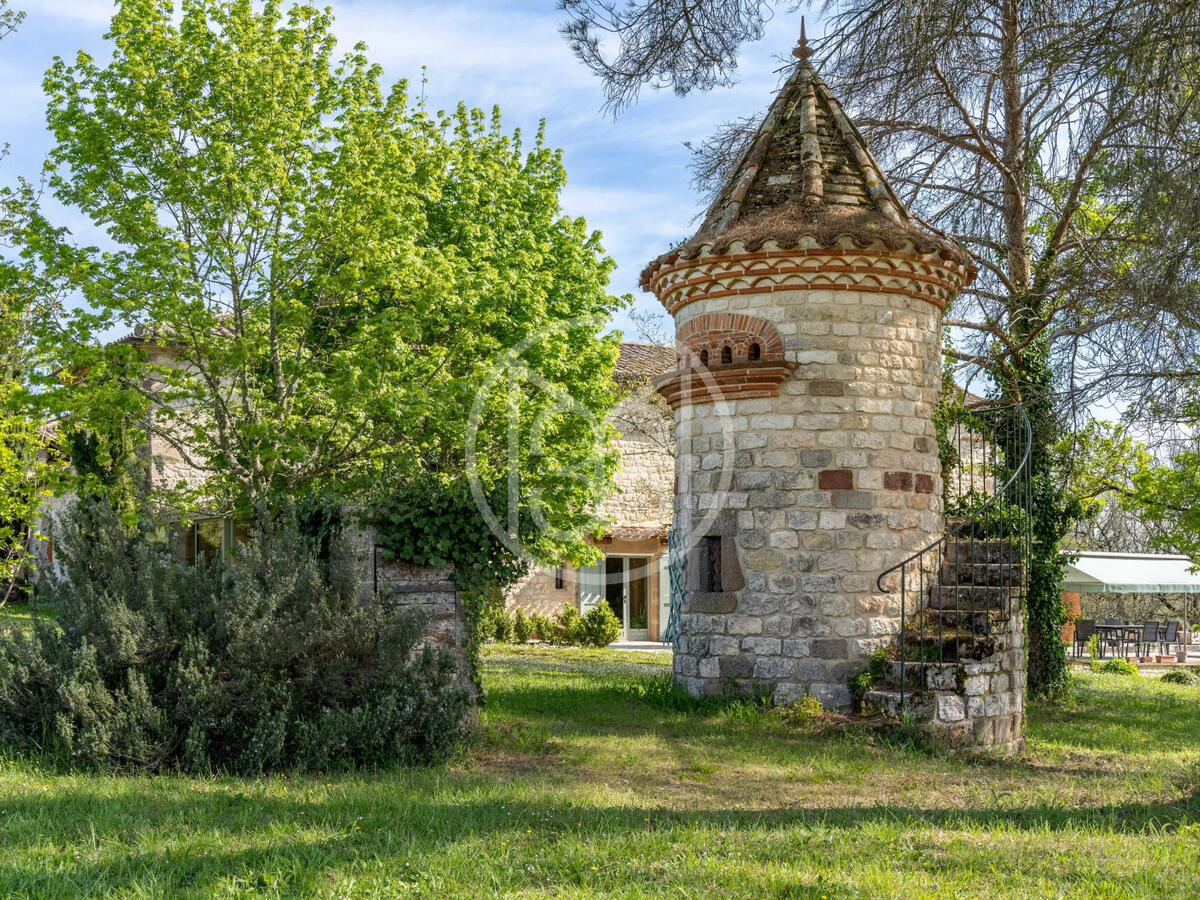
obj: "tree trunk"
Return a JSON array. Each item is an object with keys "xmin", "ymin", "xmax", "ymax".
[{"xmin": 1000, "ymin": 0, "xmax": 1069, "ymax": 697}]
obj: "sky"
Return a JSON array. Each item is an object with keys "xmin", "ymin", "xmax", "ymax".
[{"xmin": 0, "ymin": 0, "xmax": 817, "ymax": 340}]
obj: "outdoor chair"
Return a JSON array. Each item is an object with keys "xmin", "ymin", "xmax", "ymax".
[
  {"xmin": 1160, "ymin": 621, "xmax": 1180, "ymax": 655},
  {"xmin": 1073, "ymin": 619, "xmax": 1096, "ymax": 658},
  {"xmin": 1103, "ymin": 618, "xmax": 1123, "ymax": 657},
  {"xmin": 1139, "ymin": 622, "xmax": 1160, "ymax": 657}
]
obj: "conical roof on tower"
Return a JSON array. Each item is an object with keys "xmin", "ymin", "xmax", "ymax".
[{"xmin": 641, "ymin": 26, "xmax": 971, "ymax": 290}]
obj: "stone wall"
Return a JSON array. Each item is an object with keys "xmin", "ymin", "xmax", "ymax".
[
  {"xmin": 655, "ymin": 243, "xmax": 962, "ymax": 711},
  {"xmin": 341, "ymin": 519, "xmax": 472, "ymax": 691},
  {"xmin": 507, "ymin": 565, "xmax": 577, "ymax": 616},
  {"xmin": 868, "ymin": 612, "xmax": 1025, "ymax": 753},
  {"xmin": 602, "ymin": 389, "xmax": 674, "ymax": 530},
  {"xmin": 507, "ymin": 386, "xmax": 672, "ymax": 621}
]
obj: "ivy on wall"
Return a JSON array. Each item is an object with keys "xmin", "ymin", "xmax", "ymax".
[{"xmin": 368, "ymin": 475, "xmax": 532, "ymax": 692}]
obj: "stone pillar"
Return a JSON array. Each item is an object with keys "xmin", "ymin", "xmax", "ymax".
[{"xmin": 340, "ymin": 516, "xmax": 472, "ymax": 692}]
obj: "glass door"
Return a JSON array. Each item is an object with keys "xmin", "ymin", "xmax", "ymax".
[
  {"xmin": 604, "ymin": 557, "xmax": 625, "ymax": 633},
  {"xmin": 580, "ymin": 555, "xmax": 655, "ymax": 642},
  {"xmin": 626, "ymin": 558, "xmax": 651, "ymax": 641}
]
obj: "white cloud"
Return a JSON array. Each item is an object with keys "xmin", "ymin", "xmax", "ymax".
[
  {"xmin": 331, "ymin": 0, "xmax": 601, "ymax": 114},
  {"xmin": 4, "ymin": 0, "xmax": 827, "ymax": 338}
]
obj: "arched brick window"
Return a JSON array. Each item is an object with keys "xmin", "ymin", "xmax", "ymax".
[{"xmin": 677, "ymin": 313, "xmax": 785, "ymax": 369}]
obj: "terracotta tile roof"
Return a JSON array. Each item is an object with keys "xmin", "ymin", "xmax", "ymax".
[
  {"xmin": 615, "ymin": 342, "xmax": 675, "ymax": 385},
  {"xmin": 641, "ymin": 35, "xmax": 971, "ymax": 288}
]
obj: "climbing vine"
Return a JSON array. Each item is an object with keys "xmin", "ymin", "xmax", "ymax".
[
  {"xmin": 935, "ymin": 341, "xmax": 1074, "ymax": 698},
  {"xmin": 1001, "ymin": 335, "xmax": 1077, "ymax": 699},
  {"xmin": 368, "ymin": 474, "xmax": 532, "ymax": 692}
]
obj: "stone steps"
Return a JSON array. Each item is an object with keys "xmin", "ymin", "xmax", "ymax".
[
  {"xmin": 942, "ymin": 538, "xmax": 1022, "ymax": 567},
  {"xmin": 928, "ymin": 584, "xmax": 1008, "ymax": 611},
  {"xmin": 862, "ymin": 688, "xmax": 931, "ymax": 720},
  {"xmin": 884, "ymin": 660, "xmax": 958, "ymax": 690},
  {"xmin": 938, "ymin": 560, "xmax": 1026, "ymax": 588}
]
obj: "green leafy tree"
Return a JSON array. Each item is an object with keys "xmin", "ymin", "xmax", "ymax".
[
  {"xmin": 0, "ymin": 4, "xmax": 57, "ymax": 604},
  {"xmin": 12, "ymin": 0, "xmax": 625, "ymax": 567},
  {"xmin": 1128, "ymin": 407, "xmax": 1200, "ymax": 561}
]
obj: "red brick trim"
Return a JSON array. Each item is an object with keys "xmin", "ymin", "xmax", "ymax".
[
  {"xmin": 675, "ymin": 313, "xmax": 785, "ymax": 367},
  {"xmin": 652, "ymin": 362, "xmax": 795, "ymax": 409},
  {"xmin": 646, "ymin": 247, "xmax": 969, "ymax": 314}
]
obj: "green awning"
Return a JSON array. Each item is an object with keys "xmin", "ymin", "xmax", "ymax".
[{"xmin": 1060, "ymin": 552, "xmax": 1200, "ymax": 594}]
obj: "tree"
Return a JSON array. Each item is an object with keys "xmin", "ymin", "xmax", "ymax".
[
  {"xmin": 0, "ymin": 1, "xmax": 20, "ymax": 41},
  {"xmin": 0, "ymin": 0, "xmax": 52, "ymax": 606},
  {"xmin": 1128, "ymin": 407, "xmax": 1200, "ymax": 562},
  {"xmin": 11, "ymin": 0, "xmax": 625, "ymax": 568},
  {"xmin": 563, "ymin": 0, "xmax": 1200, "ymax": 696}
]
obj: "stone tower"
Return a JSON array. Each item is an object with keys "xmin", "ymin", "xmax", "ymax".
[{"xmin": 645, "ymin": 36, "xmax": 974, "ymax": 710}]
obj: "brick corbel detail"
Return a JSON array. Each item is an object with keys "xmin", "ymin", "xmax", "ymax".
[
  {"xmin": 645, "ymin": 245, "xmax": 970, "ymax": 314},
  {"xmin": 653, "ymin": 361, "xmax": 795, "ymax": 409}
]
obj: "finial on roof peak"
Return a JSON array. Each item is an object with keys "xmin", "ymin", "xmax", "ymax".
[{"xmin": 793, "ymin": 17, "xmax": 813, "ymax": 61}]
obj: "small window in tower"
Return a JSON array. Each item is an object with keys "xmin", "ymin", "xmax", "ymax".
[
  {"xmin": 555, "ymin": 566, "xmax": 565, "ymax": 590},
  {"xmin": 749, "ymin": 342, "xmax": 761, "ymax": 361},
  {"xmin": 721, "ymin": 345, "xmax": 732, "ymax": 364},
  {"xmin": 699, "ymin": 349, "xmax": 709, "ymax": 365},
  {"xmin": 700, "ymin": 535, "xmax": 723, "ymax": 592}
]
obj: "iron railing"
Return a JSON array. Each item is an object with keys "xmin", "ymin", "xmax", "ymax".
[
  {"xmin": 665, "ymin": 526, "xmax": 685, "ymax": 649},
  {"xmin": 876, "ymin": 401, "xmax": 1033, "ymax": 705}
]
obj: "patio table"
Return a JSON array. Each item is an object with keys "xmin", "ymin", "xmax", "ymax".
[{"xmin": 1096, "ymin": 623, "xmax": 1140, "ymax": 658}]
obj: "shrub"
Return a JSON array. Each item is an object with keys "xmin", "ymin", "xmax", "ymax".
[
  {"xmin": 848, "ymin": 670, "xmax": 875, "ymax": 702},
  {"xmin": 511, "ymin": 609, "xmax": 533, "ymax": 644},
  {"xmin": 868, "ymin": 647, "xmax": 889, "ymax": 681},
  {"xmin": 1160, "ymin": 669, "xmax": 1200, "ymax": 686},
  {"xmin": 580, "ymin": 602, "xmax": 622, "ymax": 648},
  {"xmin": 553, "ymin": 603, "xmax": 586, "ymax": 645},
  {"xmin": 530, "ymin": 613, "xmax": 555, "ymax": 643},
  {"xmin": 779, "ymin": 695, "xmax": 823, "ymax": 727},
  {"xmin": 1087, "ymin": 634, "xmax": 1101, "ymax": 668},
  {"xmin": 0, "ymin": 500, "xmax": 473, "ymax": 773},
  {"xmin": 527, "ymin": 603, "xmax": 621, "ymax": 648},
  {"xmin": 1098, "ymin": 658, "xmax": 1139, "ymax": 677},
  {"xmin": 491, "ymin": 608, "xmax": 514, "ymax": 643}
]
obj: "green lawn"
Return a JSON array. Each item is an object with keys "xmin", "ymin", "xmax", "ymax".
[{"xmin": 0, "ymin": 646, "xmax": 1198, "ymax": 898}]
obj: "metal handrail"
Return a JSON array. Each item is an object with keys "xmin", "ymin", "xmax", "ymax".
[
  {"xmin": 873, "ymin": 400, "xmax": 1034, "ymax": 706},
  {"xmin": 875, "ymin": 401, "xmax": 1033, "ymax": 593}
]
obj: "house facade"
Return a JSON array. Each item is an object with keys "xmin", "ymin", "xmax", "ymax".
[{"xmin": 505, "ymin": 342, "xmax": 676, "ymax": 641}]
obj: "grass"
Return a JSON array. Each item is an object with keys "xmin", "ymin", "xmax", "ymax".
[
  {"xmin": 0, "ymin": 600, "xmax": 39, "ymax": 627},
  {"xmin": 0, "ymin": 645, "xmax": 1197, "ymax": 897}
]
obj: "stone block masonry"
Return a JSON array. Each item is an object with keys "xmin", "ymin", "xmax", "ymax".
[
  {"xmin": 865, "ymin": 540, "xmax": 1026, "ymax": 754},
  {"xmin": 341, "ymin": 518, "xmax": 472, "ymax": 692},
  {"xmin": 658, "ymin": 262, "xmax": 958, "ymax": 711}
]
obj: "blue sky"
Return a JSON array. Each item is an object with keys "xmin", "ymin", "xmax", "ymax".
[{"xmin": 0, "ymin": 0, "xmax": 816, "ymax": 340}]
